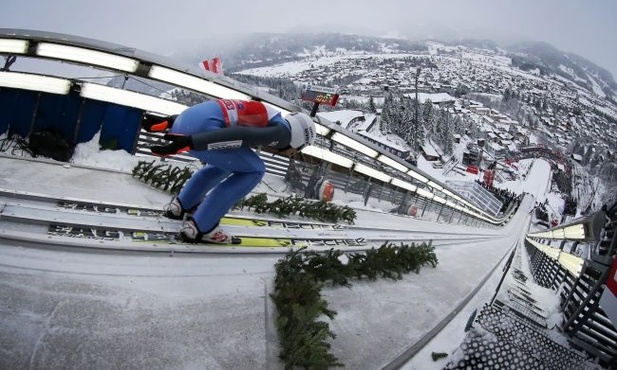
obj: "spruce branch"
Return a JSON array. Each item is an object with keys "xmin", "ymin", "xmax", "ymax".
[
  {"xmin": 234, "ymin": 194, "xmax": 357, "ymax": 224},
  {"xmin": 272, "ymin": 242, "xmax": 438, "ymax": 369}
]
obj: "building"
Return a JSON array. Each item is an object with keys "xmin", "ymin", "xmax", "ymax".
[
  {"xmin": 403, "ymin": 92, "xmax": 456, "ymax": 107},
  {"xmin": 421, "ymin": 144, "xmax": 441, "ymax": 161}
]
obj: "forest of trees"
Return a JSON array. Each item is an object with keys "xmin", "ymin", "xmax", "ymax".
[{"xmin": 378, "ymin": 93, "xmax": 462, "ymax": 156}]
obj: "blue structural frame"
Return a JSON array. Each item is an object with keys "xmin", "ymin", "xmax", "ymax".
[
  {"xmin": 0, "ymin": 88, "xmax": 39, "ymax": 137},
  {"xmin": 0, "ymin": 87, "xmax": 141, "ymax": 152}
]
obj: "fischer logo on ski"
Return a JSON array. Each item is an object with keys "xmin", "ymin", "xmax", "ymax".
[
  {"xmin": 56, "ymin": 200, "xmax": 345, "ymax": 230},
  {"xmin": 46, "ymin": 224, "xmax": 369, "ymax": 248}
]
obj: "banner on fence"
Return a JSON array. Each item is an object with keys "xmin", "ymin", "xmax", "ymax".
[{"xmin": 599, "ymin": 257, "xmax": 617, "ymax": 329}]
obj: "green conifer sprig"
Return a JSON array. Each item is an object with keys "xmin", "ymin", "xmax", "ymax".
[
  {"xmin": 349, "ymin": 243, "xmax": 438, "ymax": 280},
  {"xmin": 132, "ymin": 162, "xmax": 357, "ymax": 224},
  {"xmin": 297, "ymin": 249, "xmax": 353, "ymax": 288},
  {"xmin": 273, "ymin": 259, "xmax": 341, "ymax": 369},
  {"xmin": 272, "ymin": 242, "xmax": 438, "ymax": 369},
  {"xmin": 235, "ymin": 194, "xmax": 357, "ymax": 224},
  {"xmin": 132, "ymin": 160, "xmax": 194, "ymax": 194}
]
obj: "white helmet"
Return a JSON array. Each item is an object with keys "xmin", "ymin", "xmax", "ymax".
[{"xmin": 286, "ymin": 112, "xmax": 316, "ymax": 149}]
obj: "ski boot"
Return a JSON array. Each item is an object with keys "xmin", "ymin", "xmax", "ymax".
[
  {"xmin": 179, "ymin": 219, "xmax": 239, "ymax": 244},
  {"xmin": 163, "ymin": 198, "xmax": 199, "ymax": 220}
]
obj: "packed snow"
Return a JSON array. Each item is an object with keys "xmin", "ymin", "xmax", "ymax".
[{"xmin": 0, "ymin": 128, "xmax": 598, "ymax": 369}]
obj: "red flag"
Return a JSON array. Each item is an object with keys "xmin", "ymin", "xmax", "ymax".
[
  {"xmin": 483, "ymin": 169, "xmax": 494, "ymax": 187},
  {"xmin": 211, "ymin": 57, "xmax": 223, "ymax": 75},
  {"xmin": 202, "ymin": 59, "xmax": 210, "ymax": 71}
]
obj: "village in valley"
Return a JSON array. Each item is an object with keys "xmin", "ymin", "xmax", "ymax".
[{"xmin": 230, "ymin": 36, "xmax": 617, "ymax": 217}]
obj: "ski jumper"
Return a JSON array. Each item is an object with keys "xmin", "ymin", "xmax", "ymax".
[{"xmin": 170, "ymin": 99, "xmax": 292, "ymax": 233}]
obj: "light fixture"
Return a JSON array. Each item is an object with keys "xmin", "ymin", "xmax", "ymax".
[
  {"xmin": 558, "ymin": 253, "xmax": 584, "ymax": 276},
  {"xmin": 354, "ymin": 163, "xmax": 391, "ymax": 182},
  {"xmin": 391, "ymin": 178, "xmax": 417, "ymax": 192},
  {"xmin": 148, "ymin": 65, "xmax": 251, "ymax": 100},
  {"xmin": 529, "ymin": 231, "xmax": 550, "ymax": 239},
  {"xmin": 0, "ymin": 71, "xmax": 71, "ymax": 95},
  {"xmin": 526, "ymin": 239, "xmax": 559, "ymax": 259},
  {"xmin": 301, "ymin": 145, "xmax": 354, "ymax": 168},
  {"xmin": 313, "ymin": 122, "xmax": 331, "ymax": 136},
  {"xmin": 36, "ymin": 43, "xmax": 140, "ymax": 72},
  {"xmin": 79, "ymin": 83, "xmax": 187, "ymax": 115},
  {"xmin": 407, "ymin": 169, "xmax": 429, "ymax": 183},
  {"xmin": 331, "ymin": 132, "xmax": 378, "ymax": 158},
  {"xmin": 562, "ymin": 224, "xmax": 586, "ymax": 240},
  {"xmin": 0, "ymin": 38, "xmax": 28, "ymax": 54},
  {"xmin": 313, "ymin": 116, "xmax": 332, "ymax": 136},
  {"xmin": 527, "ymin": 224, "xmax": 586, "ymax": 240},
  {"xmin": 378, "ymin": 154, "xmax": 408, "ymax": 172},
  {"xmin": 428, "ymin": 181, "xmax": 444, "ymax": 191},
  {"xmin": 537, "ymin": 242, "xmax": 560, "ymax": 259},
  {"xmin": 415, "ymin": 187, "xmax": 433, "ymax": 199},
  {"xmin": 445, "ymin": 200, "xmax": 458, "ymax": 208},
  {"xmin": 442, "ymin": 189, "xmax": 454, "ymax": 198}
]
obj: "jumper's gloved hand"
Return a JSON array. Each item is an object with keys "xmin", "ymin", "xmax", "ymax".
[
  {"xmin": 141, "ymin": 113, "xmax": 177, "ymax": 132},
  {"xmin": 151, "ymin": 133, "xmax": 193, "ymax": 156}
]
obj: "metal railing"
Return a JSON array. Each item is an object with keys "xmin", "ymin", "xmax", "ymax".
[
  {"xmin": 137, "ymin": 136, "xmax": 517, "ymax": 229},
  {"xmin": 526, "ymin": 203, "xmax": 617, "ymax": 366}
]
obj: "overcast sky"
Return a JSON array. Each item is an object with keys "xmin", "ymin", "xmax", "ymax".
[{"xmin": 2, "ymin": 0, "xmax": 617, "ymax": 79}]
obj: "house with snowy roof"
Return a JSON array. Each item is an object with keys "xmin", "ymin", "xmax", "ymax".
[
  {"xmin": 402, "ymin": 92, "xmax": 456, "ymax": 107},
  {"xmin": 420, "ymin": 143, "xmax": 440, "ymax": 161}
]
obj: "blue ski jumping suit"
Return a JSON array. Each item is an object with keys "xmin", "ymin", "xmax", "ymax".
[{"xmin": 170, "ymin": 99, "xmax": 292, "ymax": 233}]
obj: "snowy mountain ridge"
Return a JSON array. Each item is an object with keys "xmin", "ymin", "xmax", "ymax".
[{"xmin": 186, "ymin": 33, "xmax": 616, "ymax": 99}]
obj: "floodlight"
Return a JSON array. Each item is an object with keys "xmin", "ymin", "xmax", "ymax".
[
  {"xmin": 331, "ymin": 132, "xmax": 379, "ymax": 158},
  {"xmin": 407, "ymin": 169, "xmax": 428, "ymax": 183},
  {"xmin": 301, "ymin": 145, "xmax": 354, "ymax": 168},
  {"xmin": 433, "ymin": 195, "xmax": 446, "ymax": 204},
  {"xmin": 148, "ymin": 65, "xmax": 251, "ymax": 100},
  {"xmin": 313, "ymin": 122, "xmax": 331, "ymax": 136},
  {"xmin": 36, "ymin": 43, "xmax": 139, "ymax": 72},
  {"xmin": 0, "ymin": 71, "xmax": 71, "ymax": 95},
  {"xmin": 562, "ymin": 224, "xmax": 586, "ymax": 240},
  {"xmin": 80, "ymin": 83, "xmax": 187, "ymax": 115},
  {"xmin": 558, "ymin": 253, "xmax": 584, "ymax": 276},
  {"xmin": 445, "ymin": 200, "xmax": 458, "ymax": 208},
  {"xmin": 428, "ymin": 181, "xmax": 444, "ymax": 191},
  {"xmin": 354, "ymin": 163, "xmax": 391, "ymax": 182},
  {"xmin": 378, "ymin": 154, "xmax": 408, "ymax": 172},
  {"xmin": 391, "ymin": 178, "xmax": 418, "ymax": 192},
  {"xmin": 0, "ymin": 38, "xmax": 28, "ymax": 54},
  {"xmin": 415, "ymin": 187, "xmax": 433, "ymax": 199},
  {"xmin": 442, "ymin": 189, "xmax": 454, "ymax": 197},
  {"xmin": 530, "ymin": 231, "xmax": 550, "ymax": 239}
]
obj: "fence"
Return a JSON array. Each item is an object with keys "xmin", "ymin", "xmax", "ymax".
[
  {"xmin": 140, "ymin": 130, "xmax": 517, "ymax": 229},
  {"xmin": 526, "ymin": 203, "xmax": 617, "ymax": 366}
]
